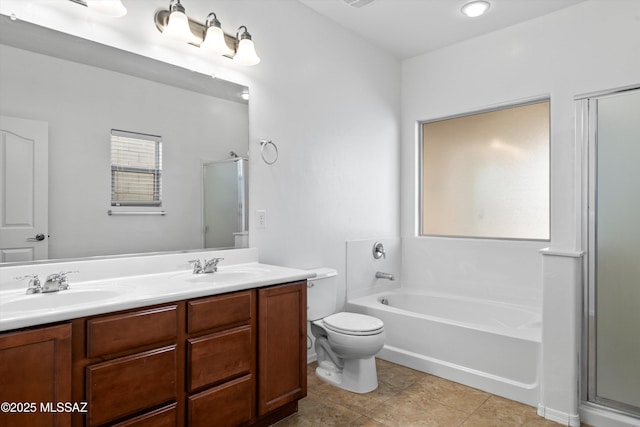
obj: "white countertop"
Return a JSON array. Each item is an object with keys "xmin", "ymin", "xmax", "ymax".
[{"xmin": 0, "ymin": 249, "xmax": 314, "ymax": 332}]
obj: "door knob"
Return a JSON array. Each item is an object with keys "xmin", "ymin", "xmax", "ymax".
[{"xmin": 27, "ymin": 233, "xmax": 46, "ymax": 242}]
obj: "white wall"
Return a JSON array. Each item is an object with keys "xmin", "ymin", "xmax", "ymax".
[
  {"xmin": 244, "ymin": 2, "xmax": 401, "ymax": 308},
  {"xmin": 0, "ymin": 0, "xmax": 401, "ymax": 308},
  {"xmin": 401, "ymin": 0, "xmax": 640, "ymax": 305}
]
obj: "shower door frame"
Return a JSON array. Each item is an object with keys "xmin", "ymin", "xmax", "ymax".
[{"xmin": 579, "ymin": 85, "xmax": 640, "ymax": 420}]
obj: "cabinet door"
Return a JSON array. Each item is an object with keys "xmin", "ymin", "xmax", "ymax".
[
  {"xmin": 187, "ymin": 290, "xmax": 253, "ymax": 334},
  {"xmin": 110, "ymin": 403, "xmax": 176, "ymax": 427},
  {"xmin": 0, "ymin": 323, "xmax": 71, "ymax": 427},
  {"xmin": 187, "ymin": 325, "xmax": 253, "ymax": 392},
  {"xmin": 86, "ymin": 345, "xmax": 177, "ymax": 426},
  {"xmin": 257, "ymin": 282, "xmax": 307, "ymax": 415},
  {"xmin": 86, "ymin": 305, "xmax": 177, "ymax": 357},
  {"xmin": 187, "ymin": 375, "xmax": 253, "ymax": 427}
]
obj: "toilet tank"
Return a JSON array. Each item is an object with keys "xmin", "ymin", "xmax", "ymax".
[{"xmin": 306, "ymin": 268, "xmax": 338, "ymax": 321}]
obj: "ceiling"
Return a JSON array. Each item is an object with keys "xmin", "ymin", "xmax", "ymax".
[{"xmin": 297, "ymin": 0, "xmax": 585, "ymax": 59}]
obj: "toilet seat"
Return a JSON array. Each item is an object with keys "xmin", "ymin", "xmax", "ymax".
[{"xmin": 322, "ymin": 312, "xmax": 384, "ymax": 336}]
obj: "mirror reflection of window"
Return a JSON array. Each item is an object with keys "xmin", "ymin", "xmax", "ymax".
[
  {"xmin": 110, "ymin": 130, "xmax": 162, "ymax": 207},
  {"xmin": 420, "ymin": 100, "xmax": 550, "ymax": 240}
]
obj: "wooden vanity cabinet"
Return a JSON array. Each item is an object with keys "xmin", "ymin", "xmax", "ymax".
[
  {"xmin": 2, "ymin": 280, "xmax": 307, "ymax": 427},
  {"xmin": 185, "ymin": 290, "xmax": 256, "ymax": 427},
  {"xmin": 74, "ymin": 304, "xmax": 179, "ymax": 427},
  {"xmin": 0, "ymin": 323, "xmax": 72, "ymax": 427},
  {"xmin": 257, "ymin": 281, "xmax": 307, "ymax": 416}
]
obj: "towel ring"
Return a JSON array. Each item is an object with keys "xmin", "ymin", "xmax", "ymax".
[{"xmin": 259, "ymin": 139, "xmax": 278, "ymax": 165}]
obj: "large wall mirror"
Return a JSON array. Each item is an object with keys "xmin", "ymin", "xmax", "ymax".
[{"xmin": 0, "ymin": 16, "xmax": 249, "ymax": 264}]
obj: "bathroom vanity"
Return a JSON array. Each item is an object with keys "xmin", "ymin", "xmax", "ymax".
[{"xmin": 0, "ymin": 249, "xmax": 311, "ymax": 427}]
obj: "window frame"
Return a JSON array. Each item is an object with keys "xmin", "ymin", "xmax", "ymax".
[
  {"xmin": 417, "ymin": 97, "xmax": 551, "ymax": 241},
  {"xmin": 110, "ymin": 129, "xmax": 163, "ymax": 208}
]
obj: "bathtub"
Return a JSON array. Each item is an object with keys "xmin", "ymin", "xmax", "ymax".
[{"xmin": 347, "ymin": 290, "xmax": 541, "ymax": 406}]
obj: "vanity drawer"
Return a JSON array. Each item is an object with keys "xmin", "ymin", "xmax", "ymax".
[
  {"xmin": 187, "ymin": 325, "xmax": 253, "ymax": 392},
  {"xmin": 87, "ymin": 304, "xmax": 177, "ymax": 357},
  {"xmin": 187, "ymin": 290, "xmax": 254, "ymax": 333},
  {"xmin": 86, "ymin": 345, "xmax": 177, "ymax": 426},
  {"xmin": 187, "ymin": 374, "xmax": 254, "ymax": 427},
  {"xmin": 111, "ymin": 403, "xmax": 177, "ymax": 427}
]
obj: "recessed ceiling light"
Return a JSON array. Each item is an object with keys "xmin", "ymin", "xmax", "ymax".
[{"xmin": 461, "ymin": 1, "xmax": 491, "ymax": 18}]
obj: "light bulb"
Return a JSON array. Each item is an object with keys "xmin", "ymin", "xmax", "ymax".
[
  {"xmin": 163, "ymin": 6, "xmax": 198, "ymax": 43},
  {"xmin": 234, "ymin": 38, "xmax": 260, "ymax": 65},
  {"xmin": 233, "ymin": 26, "xmax": 260, "ymax": 66},
  {"xmin": 201, "ymin": 25, "xmax": 233, "ymax": 56}
]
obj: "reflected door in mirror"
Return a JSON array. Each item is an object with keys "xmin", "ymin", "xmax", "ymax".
[{"xmin": 0, "ymin": 116, "xmax": 48, "ymax": 262}]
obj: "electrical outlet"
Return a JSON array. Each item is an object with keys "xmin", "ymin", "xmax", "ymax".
[{"xmin": 256, "ymin": 209, "xmax": 267, "ymax": 229}]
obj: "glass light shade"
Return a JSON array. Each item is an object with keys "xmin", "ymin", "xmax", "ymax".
[
  {"xmin": 461, "ymin": 1, "xmax": 490, "ymax": 17},
  {"xmin": 234, "ymin": 38, "xmax": 260, "ymax": 66},
  {"xmin": 163, "ymin": 10, "xmax": 198, "ymax": 43},
  {"xmin": 201, "ymin": 26, "xmax": 233, "ymax": 56},
  {"xmin": 86, "ymin": 0, "xmax": 127, "ymax": 17}
]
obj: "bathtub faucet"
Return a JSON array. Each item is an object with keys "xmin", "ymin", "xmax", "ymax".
[{"xmin": 375, "ymin": 271, "xmax": 395, "ymax": 281}]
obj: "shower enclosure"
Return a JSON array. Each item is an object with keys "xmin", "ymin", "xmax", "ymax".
[
  {"xmin": 582, "ymin": 87, "xmax": 640, "ymax": 421},
  {"xmin": 203, "ymin": 157, "xmax": 248, "ymax": 249}
]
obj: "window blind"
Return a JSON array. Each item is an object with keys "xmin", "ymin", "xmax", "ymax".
[{"xmin": 110, "ymin": 129, "xmax": 162, "ymax": 207}]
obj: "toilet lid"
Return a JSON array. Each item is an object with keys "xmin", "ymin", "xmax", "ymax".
[{"xmin": 322, "ymin": 312, "xmax": 384, "ymax": 336}]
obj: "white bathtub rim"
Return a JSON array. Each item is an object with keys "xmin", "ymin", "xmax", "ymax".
[{"xmin": 349, "ymin": 289, "xmax": 541, "ymax": 343}]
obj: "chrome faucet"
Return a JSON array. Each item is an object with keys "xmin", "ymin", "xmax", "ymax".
[
  {"xmin": 16, "ymin": 274, "xmax": 42, "ymax": 294},
  {"xmin": 16, "ymin": 271, "xmax": 77, "ymax": 294},
  {"xmin": 202, "ymin": 258, "xmax": 224, "ymax": 273},
  {"xmin": 375, "ymin": 271, "xmax": 395, "ymax": 281},
  {"xmin": 42, "ymin": 271, "xmax": 78, "ymax": 293},
  {"xmin": 189, "ymin": 259, "xmax": 203, "ymax": 274},
  {"xmin": 189, "ymin": 258, "xmax": 224, "ymax": 274}
]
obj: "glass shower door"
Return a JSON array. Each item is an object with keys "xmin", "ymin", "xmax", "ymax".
[
  {"xmin": 588, "ymin": 88, "xmax": 640, "ymax": 416},
  {"xmin": 203, "ymin": 158, "xmax": 248, "ymax": 249}
]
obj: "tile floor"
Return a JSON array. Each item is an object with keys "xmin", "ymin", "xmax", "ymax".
[{"xmin": 275, "ymin": 359, "xmax": 591, "ymax": 427}]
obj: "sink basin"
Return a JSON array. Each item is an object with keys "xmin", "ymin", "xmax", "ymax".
[
  {"xmin": 184, "ymin": 269, "xmax": 263, "ymax": 284},
  {"xmin": 169, "ymin": 265, "xmax": 276, "ymax": 285},
  {"xmin": 0, "ymin": 288, "xmax": 125, "ymax": 313}
]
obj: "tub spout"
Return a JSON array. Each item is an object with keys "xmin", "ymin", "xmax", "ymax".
[{"xmin": 375, "ymin": 271, "xmax": 395, "ymax": 281}]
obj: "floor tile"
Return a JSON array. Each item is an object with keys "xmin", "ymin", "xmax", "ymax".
[
  {"xmin": 275, "ymin": 392, "xmax": 361, "ymax": 427},
  {"xmin": 275, "ymin": 359, "xmax": 581, "ymax": 427},
  {"xmin": 404, "ymin": 375, "xmax": 491, "ymax": 415},
  {"xmin": 461, "ymin": 396, "xmax": 541, "ymax": 426},
  {"xmin": 348, "ymin": 415, "xmax": 389, "ymax": 427},
  {"xmin": 368, "ymin": 392, "xmax": 468, "ymax": 427},
  {"xmin": 375, "ymin": 359, "xmax": 429, "ymax": 390},
  {"xmin": 309, "ymin": 380, "xmax": 395, "ymax": 414}
]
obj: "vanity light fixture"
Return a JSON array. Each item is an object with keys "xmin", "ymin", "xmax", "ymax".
[
  {"xmin": 162, "ymin": 0, "xmax": 199, "ymax": 43},
  {"xmin": 233, "ymin": 26, "xmax": 261, "ymax": 66},
  {"xmin": 68, "ymin": 0, "xmax": 127, "ymax": 17},
  {"xmin": 461, "ymin": 0, "xmax": 491, "ymax": 17},
  {"xmin": 200, "ymin": 12, "xmax": 233, "ymax": 56},
  {"xmin": 154, "ymin": 1, "xmax": 261, "ymax": 66}
]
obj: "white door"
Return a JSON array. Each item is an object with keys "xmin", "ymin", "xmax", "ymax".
[{"xmin": 0, "ymin": 116, "xmax": 48, "ymax": 262}]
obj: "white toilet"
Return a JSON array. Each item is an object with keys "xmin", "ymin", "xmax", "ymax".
[{"xmin": 307, "ymin": 268, "xmax": 385, "ymax": 394}]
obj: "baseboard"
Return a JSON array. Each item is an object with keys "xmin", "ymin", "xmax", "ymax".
[{"xmin": 537, "ymin": 404, "xmax": 581, "ymax": 426}]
